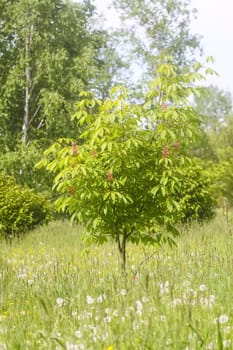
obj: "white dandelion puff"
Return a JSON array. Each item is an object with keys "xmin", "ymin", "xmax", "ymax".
[
  {"xmin": 223, "ymin": 340, "xmax": 231, "ymax": 348},
  {"xmin": 86, "ymin": 296, "xmax": 94, "ymax": 304},
  {"xmin": 56, "ymin": 298, "xmax": 64, "ymax": 307},
  {"xmin": 214, "ymin": 314, "xmax": 229, "ymax": 324},
  {"xmin": 199, "ymin": 284, "xmax": 208, "ymax": 292},
  {"xmin": 75, "ymin": 330, "xmax": 82, "ymax": 338},
  {"xmin": 120, "ymin": 289, "xmax": 127, "ymax": 296}
]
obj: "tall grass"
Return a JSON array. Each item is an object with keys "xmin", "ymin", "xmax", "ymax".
[{"xmin": 0, "ymin": 215, "xmax": 233, "ymax": 349}]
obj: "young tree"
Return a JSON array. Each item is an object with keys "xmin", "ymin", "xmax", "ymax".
[{"xmin": 37, "ymin": 59, "xmax": 207, "ymax": 271}]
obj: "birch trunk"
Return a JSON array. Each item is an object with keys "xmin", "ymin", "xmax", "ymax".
[{"xmin": 22, "ymin": 24, "xmax": 33, "ymax": 144}]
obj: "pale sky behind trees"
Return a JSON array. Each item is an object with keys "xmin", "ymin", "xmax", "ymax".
[{"xmin": 93, "ymin": 0, "xmax": 233, "ymax": 96}]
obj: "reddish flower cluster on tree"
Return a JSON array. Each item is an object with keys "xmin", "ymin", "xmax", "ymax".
[
  {"xmin": 68, "ymin": 186, "xmax": 75, "ymax": 196},
  {"xmin": 71, "ymin": 141, "xmax": 78, "ymax": 156},
  {"xmin": 173, "ymin": 141, "xmax": 180, "ymax": 151},
  {"xmin": 162, "ymin": 146, "xmax": 169, "ymax": 158},
  {"xmin": 107, "ymin": 170, "xmax": 113, "ymax": 182},
  {"xmin": 162, "ymin": 141, "xmax": 180, "ymax": 158}
]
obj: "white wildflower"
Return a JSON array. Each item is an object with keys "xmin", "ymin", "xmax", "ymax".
[
  {"xmin": 133, "ymin": 321, "xmax": 140, "ymax": 331},
  {"xmin": 103, "ymin": 316, "xmax": 112, "ymax": 323},
  {"xmin": 86, "ymin": 296, "xmax": 94, "ymax": 304},
  {"xmin": 101, "ymin": 332, "xmax": 109, "ymax": 341},
  {"xmin": 183, "ymin": 280, "xmax": 191, "ymax": 287},
  {"xmin": 170, "ymin": 298, "xmax": 182, "ymax": 307},
  {"xmin": 199, "ymin": 284, "xmax": 208, "ymax": 292},
  {"xmin": 159, "ymin": 281, "xmax": 169, "ymax": 295},
  {"xmin": 214, "ymin": 315, "xmax": 229, "ymax": 324},
  {"xmin": 219, "ymin": 315, "xmax": 229, "ymax": 324},
  {"xmin": 113, "ymin": 309, "xmax": 119, "ymax": 317},
  {"xmin": 88, "ymin": 325, "xmax": 97, "ymax": 334},
  {"xmin": 97, "ymin": 294, "xmax": 105, "ymax": 303},
  {"xmin": 120, "ymin": 289, "xmax": 127, "ymax": 296},
  {"xmin": 225, "ymin": 325, "xmax": 231, "ymax": 334},
  {"xmin": 148, "ymin": 306, "xmax": 155, "ymax": 313},
  {"xmin": 75, "ymin": 330, "xmax": 82, "ymax": 338},
  {"xmin": 206, "ymin": 342, "xmax": 215, "ymax": 350},
  {"xmin": 159, "ymin": 315, "xmax": 166, "ymax": 322},
  {"xmin": 142, "ymin": 296, "xmax": 149, "ymax": 303},
  {"xmin": 223, "ymin": 340, "xmax": 231, "ymax": 348},
  {"xmin": 135, "ymin": 300, "xmax": 143, "ymax": 311},
  {"xmin": 56, "ymin": 298, "xmax": 64, "ymax": 307},
  {"xmin": 136, "ymin": 309, "xmax": 142, "ymax": 317},
  {"xmin": 66, "ymin": 342, "xmax": 78, "ymax": 350},
  {"xmin": 0, "ymin": 344, "xmax": 7, "ymax": 350}
]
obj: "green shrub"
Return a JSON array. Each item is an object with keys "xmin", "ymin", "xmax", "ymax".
[
  {"xmin": 0, "ymin": 142, "xmax": 53, "ymax": 193},
  {"xmin": 0, "ymin": 174, "xmax": 53, "ymax": 237},
  {"xmin": 174, "ymin": 162, "xmax": 216, "ymax": 223}
]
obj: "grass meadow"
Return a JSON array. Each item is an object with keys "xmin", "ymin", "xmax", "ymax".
[{"xmin": 0, "ymin": 214, "xmax": 233, "ymax": 350}]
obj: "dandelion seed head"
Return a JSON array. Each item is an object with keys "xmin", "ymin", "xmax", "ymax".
[
  {"xmin": 135, "ymin": 300, "xmax": 143, "ymax": 311},
  {"xmin": 56, "ymin": 298, "xmax": 64, "ymax": 307},
  {"xmin": 199, "ymin": 284, "xmax": 208, "ymax": 292},
  {"xmin": 75, "ymin": 330, "xmax": 82, "ymax": 338},
  {"xmin": 18, "ymin": 273, "xmax": 27, "ymax": 280},
  {"xmin": 142, "ymin": 296, "xmax": 149, "ymax": 303},
  {"xmin": 104, "ymin": 316, "xmax": 112, "ymax": 323},
  {"xmin": 120, "ymin": 289, "xmax": 127, "ymax": 296},
  {"xmin": 170, "ymin": 298, "xmax": 182, "ymax": 307},
  {"xmin": 206, "ymin": 342, "xmax": 215, "ymax": 350},
  {"xmin": 97, "ymin": 294, "xmax": 105, "ymax": 303},
  {"xmin": 159, "ymin": 315, "xmax": 166, "ymax": 322},
  {"xmin": 214, "ymin": 314, "xmax": 229, "ymax": 324},
  {"xmin": 136, "ymin": 309, "xmax": 142, "ymax": 316},
  {"xmin": 223, "ymin": 340, "xmax": 231, "ymax": 348},
  {"xmin": 86, "ymin": 296, "xmax": 94, "ymax": 304},
  {"xmin": 219, "ymin": 314, "xmax": 229, "ymax": 324},
  {"xmin": 225, "ymin": 325, "xmax": 231, "ymax": 334}
]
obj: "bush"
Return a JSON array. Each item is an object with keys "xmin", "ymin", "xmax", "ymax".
[
  {"xmin": 0, "ymin": 142, "xmax": 53, "ymax": 193},
  {"xmin": 174, "ymin": 162, "xmax": 216, "ymax": 223},
  {"xmin": 0, "ymin": 174, "xmax": 53, "ymax": 237}
]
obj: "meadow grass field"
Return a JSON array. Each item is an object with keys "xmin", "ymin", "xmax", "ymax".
[{"xmin": 0, "ymin": 215, "xmax": 233, "ymax": 350}]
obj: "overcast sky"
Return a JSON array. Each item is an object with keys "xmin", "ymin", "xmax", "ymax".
[
  {"xmin": 93, "ymin": 0, "xmax": 233, "ymax": 95},
  {"xmin": 191, "ymin": 0, "xmax": 233, "ymax": 95}
]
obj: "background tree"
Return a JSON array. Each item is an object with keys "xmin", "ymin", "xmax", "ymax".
[
  {"xmin": 194, "ymin": 85, "xmax": 232, "ymax": 133},
  {"xmin": 0, "ymin": 0, "xmax": 120, "ymax": 149},
  {"xmin": 193, "ymin": 85, "xmax": 233, "ymax": 206},
  {"xmin": 111, "ymin": 0, "xmax": 202, "ymax": 87}
]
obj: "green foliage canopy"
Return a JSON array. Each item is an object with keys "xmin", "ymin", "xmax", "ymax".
[
  {"xmin": 38, "ymin": 59, "xmax": 209, "ymax": 270},
  {"xmin": 0, "ymin": 0, "xmax": 116, "ymax": 148}
]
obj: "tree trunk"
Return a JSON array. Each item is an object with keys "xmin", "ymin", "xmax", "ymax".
[
  {"xmin": 117, "ymin": 233, "xmax": 127, "ymax": 273},
  {"xmin": 22, "ymin": 24, "xmax": 33, "ymax": 144}
]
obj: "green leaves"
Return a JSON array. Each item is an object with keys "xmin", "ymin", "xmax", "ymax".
[
  {"xmin": 0, "ymin": 0, "xmax": 117, "ymax": 147},
  {"xmin": 38, "ymin": 57, "xmax": 211, "ymax": 269},
  {"xmin": 0, "ymin": 174, "xmax": 53, "ymax": 237}
]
